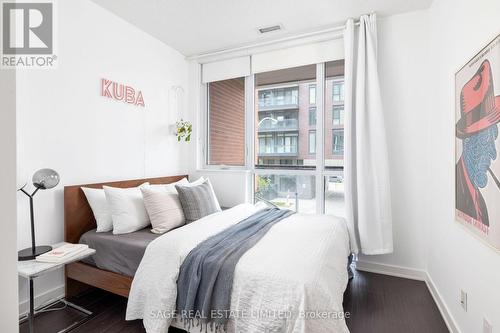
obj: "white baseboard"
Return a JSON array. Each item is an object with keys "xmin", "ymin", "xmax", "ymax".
[
  {"xmin": 355, "ymin": 261, "xmax": 459, "ymax": 333},
  {"xmin": 19, "ymin": 284, "xmax": 65, "ymax": 317},
  {"xmin": 355, "ymin": 260, "xmax": 427, "ymax": 280},
  {"xmin": 425, "ymin": 273, "xmax": 461, "ymax": 333}
]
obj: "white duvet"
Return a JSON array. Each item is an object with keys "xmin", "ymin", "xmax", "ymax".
[{"xmin": 126, "ymin": 203, "xmax": 351, "ymax": 333}]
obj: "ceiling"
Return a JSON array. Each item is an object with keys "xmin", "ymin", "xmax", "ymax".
[{"xmin": 91, "ymin": 0, "xmax": 433, "ymax": 57}]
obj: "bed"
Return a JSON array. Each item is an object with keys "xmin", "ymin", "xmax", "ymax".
[{"xmin": 64, "ymin": 175, "xmax": 351, "ymax": 333}]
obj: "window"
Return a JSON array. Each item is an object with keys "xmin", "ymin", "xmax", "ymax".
[
  {"xmin": 309, "ymin": 107, "xmax": 316, "ymax": 126},
  {"xmin": 258, "ymin": 133, "xmax": 298, "ymax": 155},
  {"xmin": 280, "ymin": 159, "xmax": 294, "ymax": 166},
  {"xmin": 309, "ymin": 84, "xmax": 316, "ymax": 105},
  {"xmin": 259, "ymin": 134, "xmax": 273, "ymax": 154},
  {"xmin": 207, "ymin": 77, "xmax": 245, "ymax": 166},
  {"xmin": 333, "ymin": 80, "xmax": 344, "ymax": 102},
  {"xmin": 279, "ymin": 175, "xmax": 296, "ymax": 192},
  {"xmin": 309, "ymin": 130, "xmax": 316, "ymax": 154},
  {"xmin": 332, "ymin": 106, "xmax": 344, "ymax": 125},
  {"xmin": 204, "ymin": 60, "xmax": 346, "ymax": 214},
  {"xmin": 332, "ymin": 129, "xmax": 344, "ymax": 155}
]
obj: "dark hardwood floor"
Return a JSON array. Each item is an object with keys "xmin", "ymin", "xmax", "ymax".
[
  {"xmin": 343, "ymin": 271, "xmax": 448, "ymax": 333},
  {"xmin": 20, "ymin": 270, "xmax": 448, "ymax": 333}
]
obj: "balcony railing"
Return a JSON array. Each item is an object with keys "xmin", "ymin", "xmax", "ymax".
[
  {"xmin": 258, "ymin": 87, "xmax": 299, "ymax": 111},
  {"xmin": 258, "ymin": 146, "xmax": 298, "ymax": 156},
  {"xmin": 258, "ymin": 119, "xmax": 298, "ymax": 132},
  {"xmin": 258, "ymin": 103, "xmax": 299, "ymax": 111}
]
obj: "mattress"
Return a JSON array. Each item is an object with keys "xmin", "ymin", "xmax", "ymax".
[{"xmin": 79, "ymin": 227, "xmax": 161, "ymax": 277}]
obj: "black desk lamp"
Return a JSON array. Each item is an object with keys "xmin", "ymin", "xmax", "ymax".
[{"xmin": 18, "ymin": 168, "xmax": 60, "ymax": 261}]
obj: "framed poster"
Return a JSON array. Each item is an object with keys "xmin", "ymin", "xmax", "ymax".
[{"xmin": 455, "ymin": 33, "xmax": 500, "ymax": 250}]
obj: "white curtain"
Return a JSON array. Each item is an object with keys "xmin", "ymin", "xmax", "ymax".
[{"xmin": 344, "ymin": 14, "xmax": 393, "ymax": 255}]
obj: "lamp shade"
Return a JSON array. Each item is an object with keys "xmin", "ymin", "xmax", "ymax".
[{"xmin": 32, "ymin": 168, "xmax": 60, "ymax": 189}]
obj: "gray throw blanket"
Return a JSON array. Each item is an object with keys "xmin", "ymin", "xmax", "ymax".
[{"xmin": 176, "ymin": 207, "xmax": 294, "ymax": 329}]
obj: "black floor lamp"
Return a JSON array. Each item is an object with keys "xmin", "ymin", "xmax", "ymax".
[{"xmin": 18, "ymin": 168, "xmax": 60, "ymax": 261}]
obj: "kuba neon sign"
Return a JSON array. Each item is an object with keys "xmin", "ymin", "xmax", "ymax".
[{"xmin": 101, "ymin": 78, "xmax": 145, "ymax": 107}]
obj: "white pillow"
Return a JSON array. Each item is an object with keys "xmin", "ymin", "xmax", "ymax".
[
  {"xmin": 104, "ymin": 183, "xmax": 150, "ymax": 235},
  {"xmin": 81, "ymin": 187, "xmax": 113, "ymax": 232},
  {"xmin": 141, "ymin": 192, "xmax": 181, "ymax": 234},
  {"xmin": 188, "ymin": 177, "xmax": 206, "ymax": 186},
  {"xmin": 141, "ymin": 178, "xmax": 189, "ymax": 234}
]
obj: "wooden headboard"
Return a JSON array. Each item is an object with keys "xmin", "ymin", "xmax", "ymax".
[{"xmin": 64, "ymin": 175, "xmax": 188, "ymax": 244}]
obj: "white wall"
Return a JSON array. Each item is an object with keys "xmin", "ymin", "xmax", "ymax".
[
  {"xmin": 0, "ymin": 69, "xmax": 19, "ymax": 331},
  {"xmin": 426, "ymin": 1, "xmax": 500, "ymax": 332},
  {"xmin": 190, "ymin": 170, "xmax": 251, "ymax": 208},
  {"xmin": 357, "ymin": 10, "xmax": 430, "ymax": 271},
  {"xmin": 16, "ymin": 0, "xmax": 189, "ymax": 312}
]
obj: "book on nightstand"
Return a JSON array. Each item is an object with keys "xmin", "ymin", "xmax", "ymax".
[{"xmin": 35, "ymin": 243, "xmax": 89, "ymax": 263}]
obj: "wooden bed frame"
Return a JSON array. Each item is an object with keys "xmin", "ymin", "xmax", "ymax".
[{"xmin": 64, "ymin": 175, "xmax": 188, "ymax": 298}]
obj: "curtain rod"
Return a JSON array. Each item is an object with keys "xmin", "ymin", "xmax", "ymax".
[{"xmin": 186, "ymin": 20, "xmax": 360, "ymax": 61}]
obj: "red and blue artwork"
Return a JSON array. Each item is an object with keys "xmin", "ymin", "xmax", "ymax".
[{"xmin": 456, "ymin": 34, "xmax": 500, "ymax": 250}]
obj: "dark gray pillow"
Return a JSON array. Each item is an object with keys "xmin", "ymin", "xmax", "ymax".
[{"xmin": 175, "ymin": 180, "xmax": 221, "ymax": 223}]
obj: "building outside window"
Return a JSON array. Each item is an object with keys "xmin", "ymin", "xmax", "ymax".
[
  {"xmin": 254, "ymin": 65, "xmax": 318, "ymax": 213},
  {"xmin": 252, "ymin": 63, "xmax": 345, "ymax": 214}
]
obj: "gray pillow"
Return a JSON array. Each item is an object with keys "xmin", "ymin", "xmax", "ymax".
[{"xmin": 175, "ymin": 179, "xmax": 221, "ymax": 223}]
